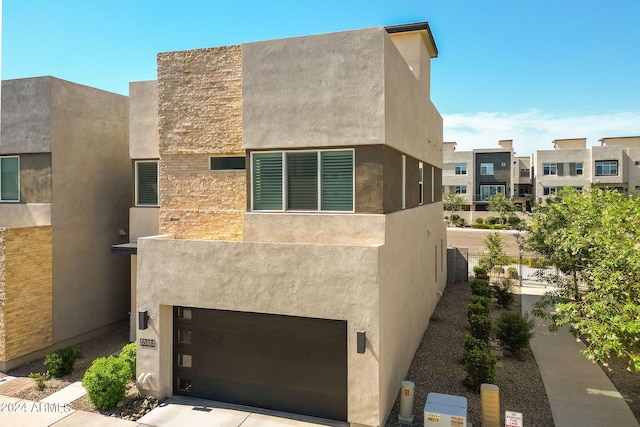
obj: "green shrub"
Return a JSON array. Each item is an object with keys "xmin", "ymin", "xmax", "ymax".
[
  {"xmin": 453, "ymin": 216, "xmax": 466, "ymax": 227},
  {"xmin": 83, "ymin": 356, "xmax": 131, "ymax": 410},
  {"xmin": 471, "ymin": 223, "xmax": 492, "ymax": 229},
  {"xmin": 473, "ymin": 266, "xmax": 488, "ymax": 278},
  {"xmin": 485, "ymin": 216, "xmax": 497, "ymax": 225},
  {"xmin": 492, "ymin": 278, "xmax": 515, "ymax": 309},
  {"xmin": 507, "ymin": 215, "xmax": 521, "ymax": 228},
  {"xmin": 463, "ymin": 348, "xmax": 497, "ymax": 390},
  {"xmin": 492, "ymin": 224, "xmax": 510, "ymax": 230},
  {"xmin": 506, "ymin": 267, "xmax": 519, "ymax": 279},
  {"xmin": 119, "ymin": 342, "xmax": 136, "ymax": 380},
  {"xmin": 469, "ymin": 313, "xmax": 492, "ymax": 341},
  {"xmin": 29, "ymin": 372, "xmax": 50, "ymax": 391},
  {"xmin": 496, "ymin": 311, "xmax": 534, "ymax": 359},
  {"xmin": 463, "ymin": 333, "xmax": 488, "ymax": 355},
  {"xmin": 470, "ymin": 280, "xmax": 494, "ymax": 299},
  {"xmin": 467, "ymin": 302, "xmax": 490, "ymax": 321},
  {"xmin": 470, "ymin": 295, "xmax": 492, "ymax": 309},
  {"xmin": 475, "ymin": 217, "xmax": 485, "ymax": 224},
  {"xmin": 45, "ymin": 346, "xmax": 82, "ymax": 378}
]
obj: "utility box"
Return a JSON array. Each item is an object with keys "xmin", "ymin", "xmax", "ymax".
[{"xmin": 424, "ymin": 393, "xmax": 467, "ymax": 427}]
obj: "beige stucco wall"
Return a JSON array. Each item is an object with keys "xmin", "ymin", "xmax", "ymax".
[
  {"xmin": 0, "ymin": 204, "xmax": 51, "ymax": 227},
  {"xmin": 0, "ymin": 78, "xmax": 52, "ymax": 154},
  {"xmin": 0, "ymin": 226, "xmax": 53, "ymax": 364},
  {"xmin": 136, "ymin": 236, "xmax": 382, "ymax": 426},
  {"xmin": 443, "ymin": 150, "xmax": 474, "ymax": 206},
  {"xmin": 48, "ymin": 78, "xmax": 131, "ymax": 343},
  {"xmin": 590, "ymin": 145, "xmax": 626, "ymax": 185},
  {"xmin": 534, "ymin": 149, "xmax": 591, "ymax": 198},
  {"xmin": 378, "ymin": 205, "xmax": 447, "ymax": 422},
  {"xmin": 553, "ymin": 138, "xmax": 586, "ymax": 150},
  {"xmin": 129, "ymin": 81, "xmax": 160, "ymax": 160},
  {"xmin": 129, "ymin": 207, "xmax": 159, "ymax": 243},
  {"xmin": 242, "ymin": 28, "xmax": 385, "ymax": 150},
  {"xmin": 243, "ymin": 212, "xmax": 385, "ymax": 245}
]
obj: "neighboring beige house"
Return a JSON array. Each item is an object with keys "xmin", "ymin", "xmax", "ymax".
[
  {"xmin": 114, "ymin": 23, "xmax": 447, "ymax": 427},
  {"xmin": 0, "ymin": 77, "xmax": 131, "ymax": 370},
  {"xmin": 533, "ymin": 136, "xmax": 640, "ymax": 199}
]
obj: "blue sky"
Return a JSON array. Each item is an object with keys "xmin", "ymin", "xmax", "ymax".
[{"xmin": 3, "ymin": 0, "xmax": 639, "ymax": 155}]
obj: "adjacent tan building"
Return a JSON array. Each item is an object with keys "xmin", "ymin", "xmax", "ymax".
[
  {"xmin": 116, "ymin": 23, "xmax": 447, "ymax": 427},
  {"xmin": 0, "ymin": 77, "xmax": 131, "ymax": 369}
]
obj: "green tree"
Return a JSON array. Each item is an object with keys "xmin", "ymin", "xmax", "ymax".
[
  {"xmin": 523, "ymin": 188, "xmax": 640, "ymax": 371},
  {"xmin": 480, "ymin": 231, "xmax": 509, "ymax": 272},
  {"xmin": 488, "ymin": 192, "xmax": 515, "ymax": 224},
  {"xmin": 443, "ymin": 191, "xmax": 464, "ymax": 225}
]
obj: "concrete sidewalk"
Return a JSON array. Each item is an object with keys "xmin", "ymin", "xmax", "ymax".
[{"xmin": 522, "ymin": 290, "xmax": 639, "ymax": 427}]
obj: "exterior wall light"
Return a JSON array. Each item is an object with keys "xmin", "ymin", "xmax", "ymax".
[
  {"xmin": 139, "ymin": 311, "xmax": 149, "ymax": 330},
  {"xmin": 357, "ymin": 330, "xmax": 366, "ymax": 354}
]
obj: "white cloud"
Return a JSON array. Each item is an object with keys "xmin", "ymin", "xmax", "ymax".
[{"xmin": 443, "ymin": 110, "xmax": 640, "ymax": 156}]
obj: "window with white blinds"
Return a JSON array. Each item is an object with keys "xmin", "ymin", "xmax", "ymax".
[{"xmin": 252, "ymin": 150, "xmax": 354, "ymax": 212}]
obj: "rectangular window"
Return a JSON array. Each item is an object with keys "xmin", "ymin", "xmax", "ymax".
[
  {"xmin": 401, "ymin": 155, "xmax": 406, "ymax": 210},
  {"xmin": 576, "ymin": 162, "xmax": 583, "ymax": 175},
  {"xmin": 480, "ymin": 163, "xmax": 493, "ymax": 175},
  {"xmin": 210, "ymin": 156, "xmax": 246, "ymax": 171},
  {"xmin": 252, "ymin": 150, "xmax": 353, "ymax": 212},
  {"xmin": 519, "ymin": 168, "xmax": 530, "ymax": 177},
  {"xmin": 543, "ymin": 163, "xmax": 557, "ymax": 175},
  {"xmin": 595, "ymin": 160, "xmax": 618, "ymax": 176},
  {"xmin": 543, "ymin": 187, "xmax": 559, "ymax": 196},
  {"xmin": 0, "ymin": 156, "xmax": 20, "ymax": 202},
  {"xmin": 418, "ymin": 162, "xmax": 424, "ymax": 205},
  {"xmin": 455, "ymin": 163, "xmax": 467, "ymax": 175},
  {"xmin": 135, "ymin": 161, "xmax": 158, "ymax": 206},
  {"xmin": 479, "ymin": 184, "xmax": 504, "ymax": 201},
  {"xmin": 573, "ymin": 186, "xmax": 583, "ymax": 192},
  {"xmin": 455, "ymin": 185, "xmax": 467, "ymax": 194},
  {"xmin": 635, "ymin": 161, "xmax": 640, "ymax": 166}
]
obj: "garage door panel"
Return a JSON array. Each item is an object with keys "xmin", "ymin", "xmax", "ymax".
[{"xmin": 173, "ymin": 307, "xmax": 347, "ymax": 421}]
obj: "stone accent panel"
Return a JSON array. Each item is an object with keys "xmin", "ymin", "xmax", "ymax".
[
  {"xmin": 0, "ymin": 226, "xmax": 53, "ymax": 362},
  {"xmin": 159, "ymin": 154, "xmax": 245, "ymax": 241},
  {"xmin": 157, "ymin": 45, "xmax": 242, "ymax": 155},
  {"xmin": 157, "ymin": 45, "xmax": 244, "ymax": 240}
]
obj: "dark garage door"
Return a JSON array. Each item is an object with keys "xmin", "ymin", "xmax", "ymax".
[{"xmin": 173, "ymin": 307, "xmax": 348, "ymax": 421}]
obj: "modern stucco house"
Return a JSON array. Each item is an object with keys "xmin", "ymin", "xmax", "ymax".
[
  {"xmin": 116, "ymin": 23, "xmax": 447, "ymax": 427},
  {"xmin": 0, "ymin": 77, "xmax": 131, "ymax": 370}
]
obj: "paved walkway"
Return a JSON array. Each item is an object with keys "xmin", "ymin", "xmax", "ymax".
[{"xmin": 522, "ymin": 289, "xmax": 639, "ymax": 427}]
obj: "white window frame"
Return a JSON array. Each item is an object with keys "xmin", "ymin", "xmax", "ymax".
[
  {"xmin": 454, "ymin": 163, "xmax": 467, "ymax": 175},
  {"xmin": 543, "ymin": 163, "xmax": 557, "ymax": 175},
  {"xmin": 418, "ymin": 162, "xmax": 424, "ymax": 205},
  {"xmin": 480, "ymin": 163, "xmax": 493, "ymax": 176},
  {"xmin": 135, "ymin": 160, "xmax": 159, "ymax": 207},
  {"xmin": 480, "ymin": 184, "xmax": 505, "ymax": 201},
  {"xmin": 0, "ymin": 155, "xmax": 20, "ymax": 203},
  {"xmin": 595, "ymin": 160, "xmax": 618, "ymax": 176},
  {"xmin": 576, "ymin": 162, "xmax": 583, "ymax": 175},
  {"xmin": 455, "ymin": 185, "xmax": 467, "ymax": 194},
  {"xmin": 250, "ymin": 149, "xmax": 355, "ymax": 213}
]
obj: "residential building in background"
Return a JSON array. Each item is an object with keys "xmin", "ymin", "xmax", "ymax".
[
  {"xmin": 113, "ymin": 23, "xmax": 446, "ymax": 427},
  {"xmin": 0, "ymin": 77, "xmax": 130, "ymax": 370},
  {"xmin": 443, "ymin": 136, "xmax": 640, "ymax": 213}
]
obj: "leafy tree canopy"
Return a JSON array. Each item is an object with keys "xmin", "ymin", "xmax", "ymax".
[
  {"xmin": 488, "ymin": 192, "xmax": 514, "ymax": 224},
  {"xmin": 523, "ymin": 188, "xmax": 640, "ymax": 371}
]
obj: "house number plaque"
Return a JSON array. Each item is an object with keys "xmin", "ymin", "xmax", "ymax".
[{"xmin": 139, "ymin": 338, "xmax": 157, "ymax": 348}]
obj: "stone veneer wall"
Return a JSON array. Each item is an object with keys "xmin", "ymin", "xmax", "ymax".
[
  {"xmin": 0, "ymin": 226, "xmax": 53, "ymax": 362},
  {"xmin": 157, "ymin": 45, "xmax": 244, "ymax": 240}
]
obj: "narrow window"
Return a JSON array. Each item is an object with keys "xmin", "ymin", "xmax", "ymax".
[
  {"xmin": 177, "ymin": 330, "xmax": 192, "ymax": 344},
  {"xmin": 0, "ymin": 156, "xmax": 20, "ymax": 202},
  {"xmin": 177, "ymin": 378, "xmax": 192, "ymax": 392},
  {"xmin": 177, "ymin": 307, "xmax": 192, "ymax": 320},
  {"xmin": 252, "ymin": 153, "xmax": 284, "ymax": 210},
  {"xmin": 320, "ymin": 150, "xmax": 353, "ymax": 211},
  {"xmin": 431, "ymin": 167, "xmax": 435, "ymax": 203},
  {"xmin": 177, "ymin": 354, "xmax": 192, "ymax": 368},
  {"xmin": 210, "ymin": 156, "xmax": 245, "ymax": 171},
  {"xmin": 419, "ymin": 162, "xmax": 424, "ymax": 205},
  {"xmin": 135, "ymin": 161, "xmax": 158, "ymax": 206},
  {"xmin": 576, "ymin": 162, "xmax": 583, "ymax": 175},
  {"xmin": 287, "ymin": 152, "xmax": 318, "ymax": 210},
  {"xmin": 401, "ymin": 155, "xmax": 406, "ymax": 209}
]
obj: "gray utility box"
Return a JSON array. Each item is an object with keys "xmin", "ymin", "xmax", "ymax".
[{"xmin": 424, "ymin": 392, "xmax": 467, "ymax": 427}]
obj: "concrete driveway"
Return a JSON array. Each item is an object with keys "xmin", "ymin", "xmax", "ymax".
[{"xmin": 137, "ymin": 396, "xmax": 348, "ymax": 427}]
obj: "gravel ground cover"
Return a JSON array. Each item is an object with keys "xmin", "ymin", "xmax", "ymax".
[{"xmin": 385, "ymin": 280, "xmax": 553, "ymax": 427}]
